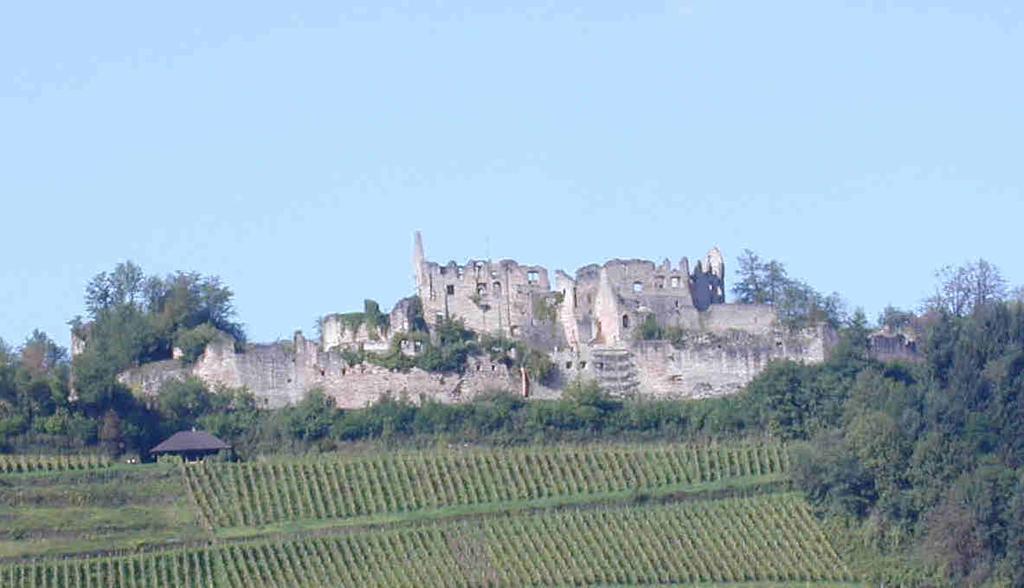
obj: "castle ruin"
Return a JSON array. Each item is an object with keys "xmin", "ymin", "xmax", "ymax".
[{"xmin": 113, "ymin": 233, "xmax": 831, "ymax": 408}]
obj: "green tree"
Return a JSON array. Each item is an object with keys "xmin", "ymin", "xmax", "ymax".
[
  {"xmin": 287, "ymin": 389, "xmax": 337, "ymax": 441},
  {"xmin": 173, "ymin": 324, "xmax": 221, "ymax": 363},
  {"xmin": 157, "ymin": 378, "xmax": 213, "ymax": 433},
  {"xmin": 197, "ymin": 388, "xmax": 260, "ymax": 442},
  {"xmin": 97, "ymin": 409, "xmax": 123, "ymax": 454},
  {"xmin": 927, "ymin": 259, "xmax": 1008, "ymax": 317},
  {"xmin": 732, "ymin": 250, "xmax": 792, "ymax": 304}
]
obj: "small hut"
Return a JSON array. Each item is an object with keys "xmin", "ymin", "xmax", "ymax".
[{"xmin": 150, "ymin": 430, "xmax": 231, "ymax": 462}]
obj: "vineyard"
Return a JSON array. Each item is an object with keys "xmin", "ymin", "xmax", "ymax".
[
  {"xmin": 183, "ymin": 442, "xmax": 789, "ymax": 528},
  {"xmin": 0, "ymin": 493, "xmax": 852, "ymax": 587},
  {"xmin": 0, "ymin": 454, "xmax": 111, "ymax": 475},
  {"xmin": 0, "ymin": 465, "xmax": 203, "ymax": 560}
]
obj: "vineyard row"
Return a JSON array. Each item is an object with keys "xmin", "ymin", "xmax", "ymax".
[
  {"xmin": 184, "ymin": 441, "xmax": 789, "ymax": 528},
  {"xmin": 0, "ymin": 492, "xmax": 851, "ymax": 588}
]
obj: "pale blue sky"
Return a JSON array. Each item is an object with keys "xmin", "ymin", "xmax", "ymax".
[{"xmin": 2, "ymin": 1, "xmax": 1022, "ymax": 347}]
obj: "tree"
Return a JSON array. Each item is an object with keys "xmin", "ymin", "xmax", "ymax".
[
  {"xmin": 1010, "ymin": 286, "xmax": 1024, "ymax": 304},
  {"xmin": 764, "ymin": 260, "xmax": 789, "ymax": 304},
  {"xmin": 731, "ymin": 250, "xmax": 844, "ymax": 328},
  {"xmin": 197, "ymin": 388, "xmax": 260, "ymax": 442},
  {"xmin": 927, "ymin": 259, "xmax": 1007, "ymax": 317},
  {"xmin": 775, "ymin": 279, "xmax": 846, "ymax": 329},
  {"xmin": 85, "ymin": 261, "xmax": 146, "ymax": 317},
  {"xmin": 733, "ymin": 250, "xmax": 768, "ymax": 303},
  {"xmin": 287, "ymin": 389, "xmax": 337, "ymax": 441},
  {"xmin": 98, "ymin": 409, "xmax": 123, "ymax": 454},
  {"xmin": 19, "ymin": 330, "xmax": 67, "ymax": 377},
  {"xmin": 157, "ymin": 378, "xmax": 213, "ymax": 433},
  {"xmin": 0, "ymin": 338, "xmax": 14, "ymax": 368},
  {"xmin": 173, "ymin": 324, "xmax": 221, "ymax": 363},
  {"xmin": 732, "ymin": 250, "xmax": 790, "ymax": 304}
]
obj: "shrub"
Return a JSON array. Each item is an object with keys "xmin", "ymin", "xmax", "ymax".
[{"xmin": 173, "ymin": 324, "xmax": 221, "ymax": 363}]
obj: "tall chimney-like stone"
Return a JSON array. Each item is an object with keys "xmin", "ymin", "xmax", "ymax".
[{"xmin": 413, "ymin": 231, "xmax": 426, "ymax": 294}]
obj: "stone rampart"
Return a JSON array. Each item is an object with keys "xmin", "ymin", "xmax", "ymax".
[
  {"xmin": 630, "ymin": 326, "xmax": 828, "ymax": 398},
  {"xmin": 118, "ymin": 332, "xmax": 524, "ymax": 409},
  {"xmin": 107, "ymin": 233, "xmax": 845, "ymax": 409}
]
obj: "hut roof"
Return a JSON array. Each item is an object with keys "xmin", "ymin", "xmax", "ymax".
[{"xmin": 150, "ymin": 430, "xmax": 231, "ymax": 454}]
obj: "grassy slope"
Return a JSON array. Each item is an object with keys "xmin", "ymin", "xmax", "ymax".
[
  {"xmin": 1, "ymin": 493, "xmax": 859, "ymax": 587},
  {"xmin": 0, "ymin": 442, "xmax": 859, "ymax": 586},
  {"xmin": 0, "ymin": 464, "xmax": 207, "ymax": 559}
]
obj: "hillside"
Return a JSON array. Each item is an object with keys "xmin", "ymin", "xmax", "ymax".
[
  {"xmin": 0, "ymin": 464, "xmax": 204, "ymax": 559},
  {"xmin": 2, "ymin": 257, "xmax": 1023, "ymax": 585},
  {"xmin": 1, "ymin": 493, "xmax": 852, "ymax": 587},
  {"xmin": 0, "ymin": 441, "xmax": 857, "ymax": 587}
]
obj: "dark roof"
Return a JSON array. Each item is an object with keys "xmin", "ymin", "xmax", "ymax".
[{"xmin": 150, "ymin": 430, "xmax": 231, "ymax": 454}]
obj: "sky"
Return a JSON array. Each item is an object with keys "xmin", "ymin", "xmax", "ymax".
[{"xmin": 1, "ymin": 1, "xmax": 1022, "ymax": 348}]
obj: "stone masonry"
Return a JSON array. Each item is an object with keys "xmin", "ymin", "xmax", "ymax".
[{"xmin": 109, "ymin": 232, "xmax": 833, "ymax": 407}]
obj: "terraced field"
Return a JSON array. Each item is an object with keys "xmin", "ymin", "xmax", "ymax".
[
  {"xmin": 0, "ymin": 441, "xmax": 856, "ymax": 587},
  {"xmin": 183, "ymin": 442, "xmax": 789, "ymax": 528},
  {"xmin": 0, "ymin": 493, "xmax": 852, "ymax": 587},
  {"xmin": 0, "ymin": 465, "xmax": 203, "ymax": 559}
]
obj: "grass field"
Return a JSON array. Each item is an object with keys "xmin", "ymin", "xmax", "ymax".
[
  {"xmin": 0, "ymin": 465, "xmax": 205, "ymax": 559},
  {"xmin": 0, "ymin": 441, "xmax": 858, "ymax": 587}
]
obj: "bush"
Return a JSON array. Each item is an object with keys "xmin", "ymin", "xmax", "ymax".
[
  {"xmin": 287, "ymin": 389, "xmax": 337, "ymax": 442},
  {"xmin": 157, "ymin": 378, "xmax": 213, "ymax": 433},
  {"xmin": 173, "ymin": 324, "xmax": 221, "ymax": 364}
]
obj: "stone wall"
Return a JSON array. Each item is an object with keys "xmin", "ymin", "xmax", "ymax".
[
  {"xmin": 548, "ymin": 324, "xmax": 829, "ymax": 399},
  {"xmin": 411, "ymin": 232, "xmax": 725, "ymax": 345},
  {"xmin": 109, "ymin": 233, "xmax": 842, "ymax": 409},
  {"xmin": 868, "ymin": 330, "xmax": 922, "ymax": 363},
  {"xmin": 319, "ymin": 316, "xmax": 390, "ymax": 353},
  {"xmin": 118, "ymin": 332, "xmax": 525, "ymax": 409},
  {"xmin": 630, "ymin": 326, "xmax": 828, "ymax": 398}
]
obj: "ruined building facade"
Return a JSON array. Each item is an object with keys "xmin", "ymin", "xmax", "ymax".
[{"xmin": 110, "ymin": 233, "xmax": 831, "ymax": 408}]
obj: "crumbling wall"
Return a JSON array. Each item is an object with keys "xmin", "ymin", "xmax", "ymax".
[
  {"xmin": 117, "ymin": 360, "xmax": 190, "ymax": 398},
  {"xmin": 411, "ymin": 233, "xmax": 725, "ymax": 344},
  {"xmin": 869, "ymin": 330, "xmax": 922, "ymax": 363},
  {"xmin": 414, "ymin": 233, "xmax": 550, "ymax": 337},
  {"xmin": 113, "ymin": 234, "xmax": 838, "ymax": 408},
  {"xmin": 699, "ymin": 304, "xmax": 777, "ymax": 335},
  {"xmin": 631, "ymin": 326, "xmax": 828, "ymax": 398},
  {"xmin": 119, "ymin": 332, "xmax": 527, "ymax": 409},
  {"xmin": 320, "ymin": 316, "xmax": 390, "ymax": 353}
]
